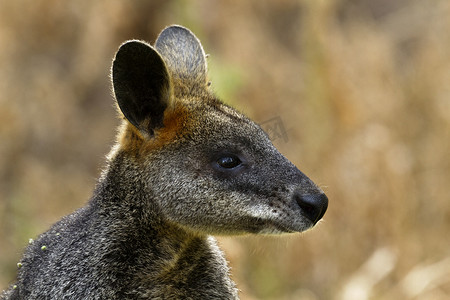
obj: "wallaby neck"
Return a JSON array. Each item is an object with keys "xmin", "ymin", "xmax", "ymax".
[{"xmin": 90, "ymin": 153, "xmax": 238, "ymax": 298}]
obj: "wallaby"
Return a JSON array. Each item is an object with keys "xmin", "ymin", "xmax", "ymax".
[{"xmin": 1, "ymin": 25, "xmax": 328, "ymax": 299}]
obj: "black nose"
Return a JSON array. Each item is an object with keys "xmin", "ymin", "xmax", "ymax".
[{"xmin": 295, "ymin": 193, "xmax": 328, "ymax": 224}]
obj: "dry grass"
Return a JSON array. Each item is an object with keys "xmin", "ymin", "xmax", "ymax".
[{"xmin": 1, "ymin": 1, "xmax": 449, "ymax": 299}]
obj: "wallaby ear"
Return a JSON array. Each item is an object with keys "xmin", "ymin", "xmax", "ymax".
[
  {"xmin": 112, "ymin": 40, "xmax": 172, "ymax": 135},
  {"xmin": 155, "ymin": 25, "xmax": 207, "ymax": 88}
]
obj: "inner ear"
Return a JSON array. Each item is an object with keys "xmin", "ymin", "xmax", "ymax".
[{"xmin": 112, "ymin": 40, "xmax": 172, "ymax": 135}]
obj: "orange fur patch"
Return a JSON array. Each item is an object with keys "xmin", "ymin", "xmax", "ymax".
[{"xmin": 118, "ymin": 101, "xmax": 190, "ymax": 157}]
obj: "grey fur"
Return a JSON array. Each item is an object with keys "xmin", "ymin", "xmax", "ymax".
[{"xmin": 1, "ymin": 25, "xmax": 328, "ymax": 299}]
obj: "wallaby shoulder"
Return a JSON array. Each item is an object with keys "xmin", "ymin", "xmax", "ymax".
[{"xmin": 6, "ymin": 169, "xmax": 237, "ymax": 299}]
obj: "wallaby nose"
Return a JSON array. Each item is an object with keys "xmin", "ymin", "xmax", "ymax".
[{"xmin": 295, "ymin": 193, "xmax": 328, "ymax": 225}]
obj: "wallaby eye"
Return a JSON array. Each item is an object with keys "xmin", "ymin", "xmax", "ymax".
[{"xmin": 217, "ymin": 155, "xmax": 242, "ymax": 169}]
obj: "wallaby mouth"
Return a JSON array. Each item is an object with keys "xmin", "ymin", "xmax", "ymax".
[{"xmin": 254, "ymin": 191, "xmax": 328, "ymax": 235}]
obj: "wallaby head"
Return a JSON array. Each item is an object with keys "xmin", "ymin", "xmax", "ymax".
[{"xmin": 111, "ymin": 25, "xmax": 328, "ymax": 236}]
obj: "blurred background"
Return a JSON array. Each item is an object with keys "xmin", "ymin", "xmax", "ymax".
[{"xmin": 1, "ymin": 0, "xmax": 449, "ymax": 299}]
